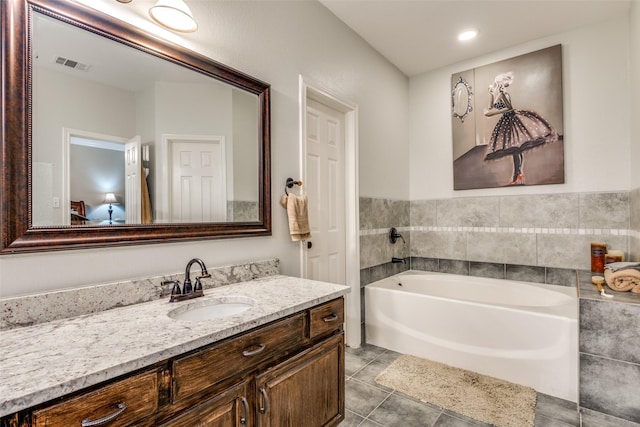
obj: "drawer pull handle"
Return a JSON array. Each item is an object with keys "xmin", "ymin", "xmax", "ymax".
[
  {"xmin": 259, "ymin": 387, "xmax": 269, "ymax": 414},
  {"xmin": 240, "ymin": 396, "xmax": 249, "ymax": 425},
  {"xmin": 242, "ymin": 343, "xmax": 266, "ymax": 357},
  {"xmin": 322, "ymin": 313, "xmax": 338, "ymax": 322},
  {"xmin": 81, "ymin": 402, "xmax": 126, "ymax": 427}
]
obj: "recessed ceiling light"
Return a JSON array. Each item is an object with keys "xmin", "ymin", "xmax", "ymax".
[{"xmin": 458, "ymin": 30, "xmax": 478, "ymax": 42}]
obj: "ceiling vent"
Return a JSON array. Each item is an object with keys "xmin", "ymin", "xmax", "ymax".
[{"xmin": 54, "ymin": 56, "xmax": 91, "ymax": 72}]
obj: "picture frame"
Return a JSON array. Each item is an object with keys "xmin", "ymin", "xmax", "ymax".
[{"xmin": 452, "ymin": 45, "xmax": 564, "ymax": 190}]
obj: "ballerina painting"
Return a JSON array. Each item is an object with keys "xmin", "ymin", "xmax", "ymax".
[
  {"xmin": 451, "ymin": 45, "xmax": 564, "ymax": 190},
  {"xmin": 483, "ymin": 71, "xmax": 559, "ymax": 185}
]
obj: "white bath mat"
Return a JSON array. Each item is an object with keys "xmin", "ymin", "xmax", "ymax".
[{"xmin": 375, "ymin": 354, "xmax": 537, "ymax": 427}]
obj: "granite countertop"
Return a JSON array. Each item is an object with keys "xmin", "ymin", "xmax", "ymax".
[{"xmin": 0, "ymin": 275, "xmax": 349, "ymax": 418}]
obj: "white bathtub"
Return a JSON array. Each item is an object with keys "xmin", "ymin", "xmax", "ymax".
[{"xmin": 365, "ymin": 271, "xmax": 578, "ymax": 401}]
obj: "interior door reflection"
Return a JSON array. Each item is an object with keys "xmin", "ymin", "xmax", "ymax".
[{"xmin": 69, "ymin": 132, "xmax": 127, "ymax": 226}]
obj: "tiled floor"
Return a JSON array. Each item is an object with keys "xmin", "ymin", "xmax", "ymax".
[{"xmin": 340, "ymin": 344, "xmax": 581, "ymax": 427}]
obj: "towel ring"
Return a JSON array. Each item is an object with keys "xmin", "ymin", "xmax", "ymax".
[{"xmin": 285, "ymin": 177, "xmax": 302, "ymax": 195}]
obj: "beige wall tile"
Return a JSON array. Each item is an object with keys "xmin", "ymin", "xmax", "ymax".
[
  {"xmin": 359, "ymin": 197, "xmax": 374, "ymax": 230},
  {"xmin": 436, "ymin": 197, "xmax": 499, "ymax": 227},
  {"xmin": 630, "ymin": 187, "xmax": 640, "ymax": 232},
  {"xmin": 537, "ymin": 234, "xmax": 628, "ymax": 270},
  {"xmin": 410, "ymin": 200, "xmax": 437, "ymax": 227},
  {"xmin": 359, "ymin": 234, "xmax": 387, "ymax": 268},
  {"xmin": 363, "ymin": 191, "xmax": 634, "ymax": 269},
  {"xmin": 631, "ymin": 236, "xmax": 640, "ymax": 262},
  {"xmin": 410, "ymin": 230, "xmax": 466, "ymax": 260},
  {"xmin": 360, "ymin": 197, "xmax": 410, "ymax": 230},
  {"xmin": 466, "ymin": 232, "xmax": 537, "ymax": 265},
  {"xmin": 579, "ymin": 192, "xmax": 629, "ymax": 229},
  {"xmin": 499, "ymin": 194, "xmax": 579, "ymax": 229}
]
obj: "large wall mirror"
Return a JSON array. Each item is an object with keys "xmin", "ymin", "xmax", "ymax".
[{"xmin": 1, "ymin": 0, "xmax": 271, "ymax": 253}]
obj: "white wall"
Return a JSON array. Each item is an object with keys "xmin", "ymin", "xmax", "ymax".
[
  {"xmin": 33, "ymin": 67, "xmax": 137, "ymax": 224},
  {"xmin": 233, "ymin": 90, "xmax": 259, "ymax": 202},
  {"xmin": 153, "ymin": 80, "xmax": 235, "ymax": 216},
  {"xmin": 410, "ymin": 16, "xmax": 631, "ymax": 200},
  {"xmin": 0, "ymin": 0, "xmax": 409, "ymax": 297},
  {"xmin": 631, "ymin": 1, "xmax": 640, "ymax": 188}
]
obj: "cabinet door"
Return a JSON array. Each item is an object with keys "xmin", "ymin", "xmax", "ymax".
[
  {"xmin": 161, "ymin": 380, "xmax": 252, "ymax": 427},
  {"xmin": 255, "ymin": 333, "xmax": 344, "ymax": 427}
]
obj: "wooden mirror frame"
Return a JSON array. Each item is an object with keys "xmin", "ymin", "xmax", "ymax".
[{"xmin": 1, "ymin": 0, "xmax": 271, "ymax": 254}]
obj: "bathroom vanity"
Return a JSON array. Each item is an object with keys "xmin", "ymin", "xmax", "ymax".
[{"xmin": 0, "ymin": 276, "xmax": 348, "ymax": 427}]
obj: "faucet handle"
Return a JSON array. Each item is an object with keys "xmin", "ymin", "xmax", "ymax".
[
  {"xmin": 167, "ymin": 280, "xmax": 182, "ymax": 302},
  {"xmin": 170, "ymin": 281, "xmax": 182, "ymax": 295},
  {"xmin": 389, "ymin": 227, "xmax": 406, "ymax": 244},
  {"xmin": 194, "ymin": 277, "xmax": 203, "ymax": 292}
]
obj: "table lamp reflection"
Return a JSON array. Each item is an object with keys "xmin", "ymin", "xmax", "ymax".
[{"xmin": 103, "ymin": 193, "xmax": 118, "ymax": 224}]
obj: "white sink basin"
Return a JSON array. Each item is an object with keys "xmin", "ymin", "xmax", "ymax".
[{"xmin": 168, "ymin": 297, "xmax": 254, "ymax": 321}]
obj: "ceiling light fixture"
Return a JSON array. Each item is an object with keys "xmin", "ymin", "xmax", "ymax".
[
  {"xmin": 149, "ymin": 0, "xmax": 198, "ymax": 33},
  {"xmin": 457, "ymin": 30, "xmax": 478, "ymax": 42}
]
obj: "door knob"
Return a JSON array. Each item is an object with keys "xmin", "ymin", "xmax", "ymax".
[{"xmin": 307, "ymin": 241, "xmax": 313, "ymax": 249}]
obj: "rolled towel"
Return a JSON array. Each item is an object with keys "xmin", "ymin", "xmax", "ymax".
[
  {"xmin": 604, "ymin": 268, "xmax": 640, "ymax": 292},
  {"xmin": 282, "ymin": 193, "xmax": 311, "ymax": 241}
]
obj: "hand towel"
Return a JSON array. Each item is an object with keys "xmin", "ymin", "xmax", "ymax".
[
  {"xmin": 604, "ymin": 268, "xmax": 640, "ymax": 293},
  {"xmin": 604, "ymin": 261, "xmax": 640, "ymax": 273},
  {"xmin": 282, "ymin": 193, "xmax": 311, "ymax": 241}
]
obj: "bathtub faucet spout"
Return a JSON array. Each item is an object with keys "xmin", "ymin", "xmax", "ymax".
[{"xmin": 392, "ymin": 257, "xmax": 406, "ymax": 264}]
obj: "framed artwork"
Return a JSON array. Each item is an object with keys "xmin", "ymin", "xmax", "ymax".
[{"xmin": 451, "ymin": 45, "xmax": 564, "ymax": 190}]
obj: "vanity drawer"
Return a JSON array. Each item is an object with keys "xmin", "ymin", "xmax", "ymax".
[
  {"xmin": 309, "ymin": 298, "xmax": 344, "ymax": 339},
  {"xmin": 32, "ymin": 370, "xmax": 158, "ymax": 427},
  {"xmin": 172, "ymin": 313, "xmax": 306, "ymax": 403}
]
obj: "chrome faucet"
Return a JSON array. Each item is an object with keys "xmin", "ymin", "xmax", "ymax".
[{"xmin": 169, "ymin": 258, "xmax": 211, "ymax": 302}]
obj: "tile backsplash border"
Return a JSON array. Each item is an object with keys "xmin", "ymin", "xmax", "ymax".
[
  {"xmin": 0, "ymin": 258, "xmax": 279, "ymax": 330},
  {"xmin": 360, "ymin": 191, "xmax": 634, "ymax": 273},
  {"xmin": 360, "ymin": 257, "xmax": 582, "ymax": 288}
]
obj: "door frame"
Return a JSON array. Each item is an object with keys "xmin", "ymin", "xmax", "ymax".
[{"xmin": 299, "ymin": 75, "xmax": 361, "ymax": 348}]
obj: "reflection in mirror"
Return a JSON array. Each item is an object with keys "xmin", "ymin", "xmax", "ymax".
[
  {"xmin": 32, "ymin": 11, "xmax": 259, "ymax": 227},
  {"xmin": 0, "ymin": 0, "xmax": 270, "ymax": 254}
]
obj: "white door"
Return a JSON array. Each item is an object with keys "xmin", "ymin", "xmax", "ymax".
[
  {"xmin": 304, "ymin": 98, "xmax": 346, "ymax": 284},
  {"xmin": 170, "ymin": 139, "xmax": 226, "ymax": 222},
  {"xmin": 124, "ymin": 136, "xmax": 142, "ymax": 224}
]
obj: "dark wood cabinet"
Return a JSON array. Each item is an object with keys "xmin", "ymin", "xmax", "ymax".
[
  {"xmin": 32, "ymin": 370, "xmax": 159, "ymax": 427},
  {"xmin": 172, "ymin": 313, "xmax": 307, "ymax": 404},
  {"xmin": 160, "ymin": 380, "xmax": 252, "ymax": 427},
  {"xmin": 255, "ymin": 334, "xmax": 344, "ymax": 427},
  {"xmin": 1, "ymin": 298, "xmax": 345, "ymax": 427}
]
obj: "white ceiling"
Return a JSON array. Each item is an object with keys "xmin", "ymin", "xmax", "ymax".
[
  {"xmin": 33, "ymin": 10, "xmax": 218, "ymax": 92},
  {"xmin": 319, "ymin": 0, "xmax": 633, "ymax": 76}
]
